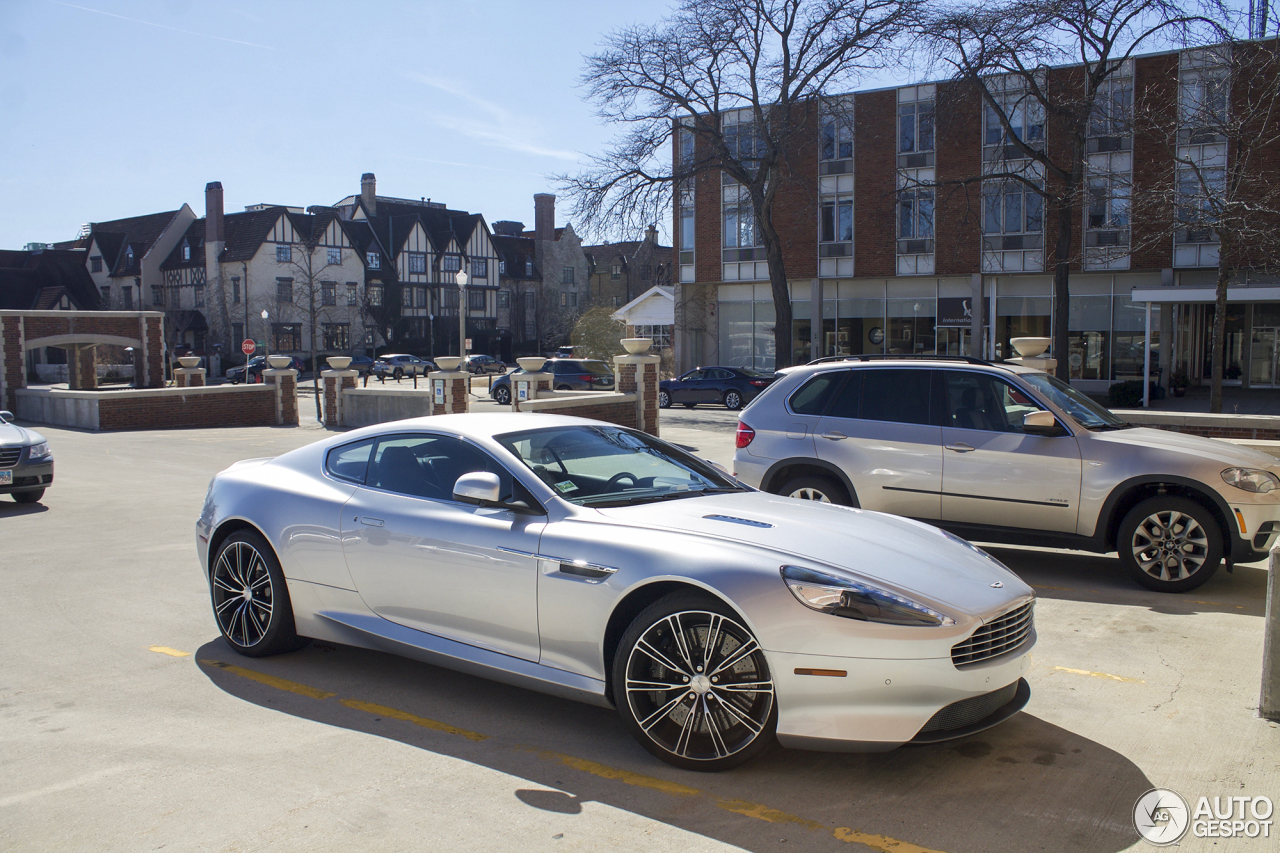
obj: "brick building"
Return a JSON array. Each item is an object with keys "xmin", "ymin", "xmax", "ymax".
[{"xmin": 673, "ymin": 41, "xmax": 1279, "ymax": 394}]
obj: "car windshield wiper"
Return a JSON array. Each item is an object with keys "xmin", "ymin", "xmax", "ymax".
[
  {"xmin": 1091, "ymin": 421, "xmax": 1134, "ymax": 431},
  {"xmin": 582, "ymin": 485, "xmax": 741, "ymax": 508}
]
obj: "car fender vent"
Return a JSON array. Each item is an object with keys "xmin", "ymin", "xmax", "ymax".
[{"xmin": 703, "ymin": 515, "xmax": 773, "ymax": 528}]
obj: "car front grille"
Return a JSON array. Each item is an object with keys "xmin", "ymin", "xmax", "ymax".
[
  {"xmin": 951, "ymin": 600, "xmax": 1034, "ymax": 668},
  {"xmin": 919, "ymin": 681, "xmax": 1020, "ymax": 733},
  {"xmin": 0, "ymin": 447, "xmax": 22, "ymax": 467}
]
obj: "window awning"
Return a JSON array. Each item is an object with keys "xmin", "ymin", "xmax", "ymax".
[{"xmin": 1130, "ymin": 286, "xmax": 1280, "ymax": 304}]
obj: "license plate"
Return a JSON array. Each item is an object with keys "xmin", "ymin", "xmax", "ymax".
[{"xmin": 0, "ymin": 471, "xmax": 11, "ymax": 485}]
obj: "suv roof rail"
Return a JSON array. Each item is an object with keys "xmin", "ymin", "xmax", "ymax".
[{"xmin": 804, "ymin": 354, "xmax": 995, "ymax": 366}]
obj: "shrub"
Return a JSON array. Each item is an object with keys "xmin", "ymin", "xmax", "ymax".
[{"xmin": 1108, "ymin": 380, "xmax": 1145, "ymax": 408}]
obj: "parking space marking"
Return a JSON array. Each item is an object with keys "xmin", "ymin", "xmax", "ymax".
[
  {"xmin": 340, "ymin": 698, "xmax": 487, "ymax": 742},
  {"xmin": 1188, "ymin": 599, "xmax": 1245, "ymax": 609},
  {"xmin": 526, "ymin": 748, "xmax": 700, "ymax": 797},
  {"xmin": 198, "ymin": 659, "xmax": 337, "ymax": 699},
  {"xmin": 1030, "ymin": 584, "xmax": 1075, "ymax": 591},
  {"xmin": 1054, "ymin": 666, "xmax": 1145, "ymax": 683},
  {"xmin": 718, "ymin": 798, "xmax": 824, "ymax": 829},
  {"xmin": 148, "ymin": 646, "xmax": 191, "ymax": 657}
]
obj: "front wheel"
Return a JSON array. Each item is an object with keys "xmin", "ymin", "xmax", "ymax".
[
  {"xmin": 493, "ymin": 385, "xmax": 512, "ymax": 405},
  {"xmin": 1117, "ymin": 497, "xmax": 1222, "ymax": 592},
  {"xmin": 723, "ymin": 390, "xmax": 743, "ymax": 410},
  {"xmin": 658, "ymin": 390, "xmax": 671, "ymax": 408},
  {"xmin": 12, "ymin": 489, "xmax": 44, "ymax": 504},
  {"xmin": 612, "ymin": 592, "xmax": 776, "ymax": 771},
  {"xmin": 210, "ymin": 529, "xmax": 305, "ymax": 657},
  {"xmin": 393, "ymin": 367, "xmax": 404, "ymax": 380}
]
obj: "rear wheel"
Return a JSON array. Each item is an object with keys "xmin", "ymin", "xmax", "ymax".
[
  {"xmin": 556, "ymin": 384, "xmax": 572, "ymax": 391},
  {"xmin": 12, "ymin": 489, "xmax": 44, "ymax": 504},
  {"xmin": 612, "ymin": 592, "xmax": 776, "ymax": 771},
  {"xmin": 210, "ymin": 529, "xmax": 306, "ymax": 657},
  {"xmin": 493, "ymin": 385, "xmax": 512, "ymax": 405},
  {"xmin": 778, "ymin": 474, "xmax": 851, "ymax": 506},
  {"xmin": 393, "ymin": 367, "xmax": 404, "ymax": 380},
  {"xmin": 1118, "ymin": 497, "xmax": 1221, "ymax": 592},
  {"xmin": 658, "ymin": 390, "xmax": 671, "ymax": 408},
  {"xmin": 723, "ymin": 390, "xmax": 743, "ymax": 410}
]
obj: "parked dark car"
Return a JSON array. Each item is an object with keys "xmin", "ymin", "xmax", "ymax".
[
  {"xmin": 462, "ymin": 354, "xmax": 507, "ymax": 375},
  {"xmin": 659, "ymin": 366, "xmax": 777, "ymax": 410},
  {"xmin": 347, "ymin": 355, "xmax": 375, "ymax": 376},
  {"xmin": 372, "ymin": 354, "xmax": 435, "ymax": 380},
  {"xmin": 227, "ymin": 356, "xmax": 305, "ymax": 384},
  {"xmin": 489, "ymin": 359, "xmax": 615, "ymax": 405}
]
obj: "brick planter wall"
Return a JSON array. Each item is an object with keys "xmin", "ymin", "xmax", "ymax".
[{"xmin": 97, "ymin": 387, "xmax": 276, "ymax": 431}]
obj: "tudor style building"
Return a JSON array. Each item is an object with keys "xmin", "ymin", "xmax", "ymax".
[{"xmin": 673, "ymin": 41, "xmax": 1280, "ymax": 395}]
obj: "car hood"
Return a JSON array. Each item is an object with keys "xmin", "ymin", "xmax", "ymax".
[
  {"xmin": 593, "ymin": 491, "xmax": 1029, "ymax": 617},
  {"xmin": 1090, "ymin": 426, "xmax": 1280, "ymax": 469},
  {"xmin": 0, "ymin": 420, "xmax": 43, "ymax": 446}
]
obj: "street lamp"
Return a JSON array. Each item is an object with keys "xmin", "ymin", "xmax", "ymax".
[
  {"xmin": 261, "ymin": 309, "xmax": 270, "ymax": 361},
  {"xmin": 455, "ymin": 268, "xmax": 468, "ymax": 361}
]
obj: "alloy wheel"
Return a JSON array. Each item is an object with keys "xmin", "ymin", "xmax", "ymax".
[
  {"xmin": 788, "ymin": 486, "xmax": 831, "ymax": 502},
  {"xmin": 211, "ymin": 540, "xmax": 275, "ymax": 648},
  {"xmin": 623, "ymin": 610, "xmax": 774, "ymax": 763},
  {"xmin": 1130, "ymin": 509, "xmax": 1210, "ymax": 582}
]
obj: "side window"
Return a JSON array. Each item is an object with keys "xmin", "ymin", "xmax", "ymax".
[
  {"xmin": 685, "ymin": 369, "xmax": 706, "ymax": 381},
  {"xmin": 709, "ymin": 368, "xmax": 734, "ymax": 380},
  {"xmin": 789, "ymin": 371, "xmax": 846, "ymax": 416},
  {"xmin": 825, "ymin": 371, "xmax": 861, "ymax": 419},
  {"xmin": 367, "ymin": 434, "xmax": 511, "ymax": 501},
  {"xmin": 326, "ymin": 439, "xmax": 375, "ymax": 484},
  {"xmin": 943, "ymin": 371, "xmax": 1040, "ymax": 433},
  {"xmin": 860, "ymin": 369, "xmax": 932, "ymax": 425}
]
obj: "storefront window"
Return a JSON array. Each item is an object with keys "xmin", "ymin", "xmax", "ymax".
[
  {"xmin": 1112, "ymin": 296, "xmax": 1159, "ymax": 380},
  {"xmin": 792, "ymin": 299, "xmax": 811, "ymax": 366},
  {"xmin": 887, "ymin": 298, "xmax": 936, "ymax": 355},
  {"xmin": 718, "ymin": 298, "xmax": 776, "ymax": 372},
  {"xmin": 1199, "ymin": 304, "xmax": 1244, "ymax": 382},
  {"xmin": 834, "ymin": 298, "xmax": 886, "ymax": 356},
  {"xmin": 995, "ymin": 296, "xmax": 1051, "ymax": 360},
  {"xmin": 1068, "ymin": 295, "xmax": 1111, "ymax": 380}
]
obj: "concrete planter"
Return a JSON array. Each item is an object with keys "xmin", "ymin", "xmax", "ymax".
[
  {"xmin": 621, "ymin": 337, "xmax": 653, "ymax": 355},
  {"xmin": 326, "ymin": 356, "xmax": 352, "ymax": 370},
  {"xmin": 177, "ymin": 356, "xmax": 201, "ymax": 369},
  {"xmin": 434, "ymin": 356, "xmax": 462, "ymax": 372},
  {"xmin": 517, "ymin": 357, "xmax": 547, "ymax": 373},
  {"xmin": 268, "ymin": 355, "xmax": 292, "ymax": 369}
]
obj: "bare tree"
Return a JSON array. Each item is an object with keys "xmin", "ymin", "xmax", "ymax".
[
  {"xmin": 1133, "ymin": 38, "xmax": 1280, "ymax": 411},
  {"xmin": 921, "ymin": 0, "xmax": 1225, "ymax": 379},
  {"xmin": 279, "ymin": 239, "xmax": 348, "ymax": 420},
  {"xmin": 559, "ymin": 0, "xmax": 918, "ymax": 369}
]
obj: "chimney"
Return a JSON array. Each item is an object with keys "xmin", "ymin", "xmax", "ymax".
[
  {"xmin": 205, "ymin": 182, "xmax": 224, "ymax": 243},
  {"xmin": 493, "ymin": 220, "xmax": 525, "ymax": 237},
  {"xmin": 645, "ymin": 224, "xmax": 657, "ymax": 244},
  {"xmin": 361, "ymin": 173, "xmax": 376, "ymax": 214},
  {"xmin": 534, "ymin": 193, "xmax": 556, "ymax": 242}
]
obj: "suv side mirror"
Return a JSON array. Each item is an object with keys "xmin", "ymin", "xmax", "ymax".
[{"xmin": 1023, "ymin": 410, "xmax": 1065, "ymax": 437}]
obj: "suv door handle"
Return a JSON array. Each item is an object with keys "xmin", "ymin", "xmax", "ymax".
[
  {"xmin": 359, "ymin": 517, "xmax": 385, "ymax": 527},
  {"xmin": 821, "ymin": 431, "xmax": 848, "ymax": 441},
  {"xmin": 944, "ymin": 443, "xmax": 976, "ymax": 453}
]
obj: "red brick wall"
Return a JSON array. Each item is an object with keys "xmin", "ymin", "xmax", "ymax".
[
  {"xmin": 854, "ymin": 89, "xmax": 897, "ymax": 278},
  {"xmin": 1131, "ymin": 53, "xmax": 1179, "ymax": 270},
  {"xmin": 144, "ymin": 317, "xmax": 164, "ymax": 388},
  {"xmin": 2, "ymin": 316, "xmax": 23, "ymax": 411},
  {"xmin": 641, "ymin": 362, "xmax": 658, "ymax": 435},
  {"xmin": 560, "ymin": 401, "xmax": 639, "ymax": 430},
  {"xmin": 96, "ymin": 388, "xmax": 276, "ymax": 431},
  {"xmin": 771, "ymin": 101, "xmax": 819, "ymax": 280},
  {"xmin": 935, "ymin": 80, "xmax": 983, "ymax": 276}
]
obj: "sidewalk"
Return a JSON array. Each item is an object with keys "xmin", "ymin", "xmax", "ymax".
[{"xmin": 1139, "ymin": 385, "xmax": 1280, "ymax": 416}]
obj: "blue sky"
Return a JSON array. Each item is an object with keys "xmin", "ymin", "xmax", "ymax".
[{"xmin": 0, "ymin": 0, "xmax": 1257, "ymax": 250}]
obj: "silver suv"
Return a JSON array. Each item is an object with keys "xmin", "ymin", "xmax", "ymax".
[{"xmin": 733, "ymin": 356, "xmax": 1280, "ymax": 593}]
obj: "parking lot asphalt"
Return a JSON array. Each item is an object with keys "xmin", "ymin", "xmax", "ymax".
[{"xmin": 2, "ymin": 401, "xmax": 1278, "ymax": 852}]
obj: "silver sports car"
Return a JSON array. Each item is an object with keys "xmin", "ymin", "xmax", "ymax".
[{"xmin": 196, "ymin": 413, "xmax": 1035, "ymax": 770}]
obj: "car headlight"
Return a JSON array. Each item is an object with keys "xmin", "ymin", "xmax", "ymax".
[
  {"xmin": 780, "ymin": 565, "xmax": 954, "ymax": 627},
  {"xmin": 1221, "ymin": 467, "xmax": 1280, "ymax": 493},
  {"xmin": 27, "ymin": 441, "xmax": 51, "ymax": 460}
]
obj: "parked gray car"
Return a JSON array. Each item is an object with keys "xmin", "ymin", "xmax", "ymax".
[
  {"xmin": 0, "ymin": 410, "xmax": 53, "ymax": 503},
  {"xmin": 489, "ymin": 359, "xmax": 615, "ymax": 405},
  {"xmin": 733, "ymin": 357, "xmax": 1280, "ymax": 593}
]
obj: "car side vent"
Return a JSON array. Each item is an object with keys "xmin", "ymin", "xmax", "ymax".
[{"xmin": 703, "ymin": 515, "xmax": 774, "ymax": 529}]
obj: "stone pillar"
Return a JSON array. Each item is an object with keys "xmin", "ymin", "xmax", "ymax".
[
  {"xmin": 0, "ymin": 314, "xmax": 25, "ymax": 412},
  {"xmin": 143, "ymin": 315, "xmax": 165, "ymax": 389},
  {"xmin": 68, "ymin": 345, "xmax": 98, "ymax": 391},
  {"xmin": 263, "ymin": 368, "xmax": 299, "ymax": 425},
  {"xmin": 614, "ymin": 352, "xmax": 661, "ymax": 436},
  {"xmin": 1263, "ymin": 545, "xmax": 1280, "ymax": 721},
  {"xmin": 322, "ymin": 369, "xmax": 359, "ymax": 427},
  {"xmin": 511, "ymin": 372, "xmax": 552, "ymax": 411},
  {"xmin": 428, "ymin": 370, "xmax": 470, "ymax": 415},
  {"xmin": 174, "ymin": 368, "xmax": 207, "ymax": 388}
]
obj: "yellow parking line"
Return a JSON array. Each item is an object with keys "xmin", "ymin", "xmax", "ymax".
[
  {"xmin": 718, "ymin": 798, "xmax": 825, "ymax": 830},
  {"xmin": 526, "ymin": 748, "xmax": 700, "ymax": 797},
  {"xmin": 340, "ymin": 698, "xmax": 487, "ymax": 742},
  {"xmin": 1054, "ymin": 666, "xmax": 1145, "ymax": 683},
  {"xmin": 1188, "ymin": 600, "xmax": 1245, "ymax": 609},
  {"xmin": 148, "ymin": 646, "xmax": 190, "ymax": 657},
  {"xmin": 1029, "ymin": 584, "xmax": 1075, "ymax": 591},
  {"xmin": 831, "ymin": 826, "xmax": 946, "ymax": 852},
  {"xmin": 198, "ymin": 659, "xmax": 337, "ymax": 699}
]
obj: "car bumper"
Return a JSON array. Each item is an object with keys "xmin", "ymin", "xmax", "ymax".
[
  {"xmin": 767, "ymin": 641, "xmax": 1033, "ymax": 751},
  {"xmin": 732, "ymin": 453, "xmax": 768, "ymax": 488},
  {"xmin": 1228, "ymin": 502, "xmax": 1280, "ymax": 561},
  {"xmin": 0, "ymin": 458, "xmax": 53, "ymax": 494}
]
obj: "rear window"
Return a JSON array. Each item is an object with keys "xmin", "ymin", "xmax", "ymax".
[
  {"xmin": 326, "ymin": 439, "xmax": 374, "ymax": 484},
  {"xmin": 788, "ymin": 372, "xmax": 844, "ymax": 415}
]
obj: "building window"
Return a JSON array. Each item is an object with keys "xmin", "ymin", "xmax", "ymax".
[
  {"xmin": 820, "ymin": 114, "xmax": 854, "ymax": 161},
  {"xmin": 367, "ymin": 252, "xmax": 380, "ymax": 269},
  {"xmin": 402, "ymin": 286, "xmax": 413, "ymax": 308},
  {"xmin": 1180, "ymin": 47, "xmax": 1229, "ymax": 139},
  {"xmin": 898, "ymin": 188, "xmax": 934, "ymax": 252},
  {"xmin": 898, "ymin": 99, "xmax": 935, "ymax": 164},
  {"xmin": 232, "ymin": 323, "xmax": 244, "ymax": 345},
  {"xmin": 1088, "ymin": 72, "xmax": 1134, "ymax": 146},
  {"xmin": 1086, "ymin": 174, "xmax": 1130, "ymax": 230},
  {"xmin": 367, "ymin": 284, "xmax": 383, "ymax": 306},
  {"xmin": 122, "ymin": 287, "xmax": 133, "ymax": 309},
  {"xmin": 442, "ymin": 254, "xmax": 461, "ymax": 273},
  {"xmin": 560, "ymin": 292, "xmax": 568, "ymax": 307},
  {"xmin": 497, "ymin": 290, "xmax": 510, "ymax": 308},
  {"xmin": 983, "ymin": 85, "xmax": 1045, "ymax": 159},
  {"xmin": 152, "ymin": 285, "xmax": 164, "ymax": 306},
  {"xmin": 277, "ymin": 245, "xmax": 292, "ymax": 263},
  {"xmin": 327, "ymin": 247, "xmax": 341, "ymax": 265},
  {"xmin": 640, "ymin": 264, "xmax": 651, "ymax": 281},
  {"xmin": 364, "ymin": 329, "xmax": 375, "ymax": 346},
  {"xmin": 231, "ymin": 276, "xmax": 240, "ymax": 304},
  {"xmin": 468, "ymin": 289, "xmax": 485, "ymax": 311},
  {"xmin": 499, "ymin": 260, "xmax": 506, "ymax": 275},
  {"xmin": 323, "ymin": 323, "xmax": 350, "ymax": 351},
  {"xmin": 442, "ymin": 288, "xmax": 459, "ymax": 309},
  {"xmin": 408, "ymin": 252, "xmax": 426, "ymax": 274},
  {"xmin": 277, "ymin": 278, "xmax": 293, "ymax": 303},
  {"xmin": 321, "ymin": 282, "xmax": 336, "ymax": 306},
  {"xmin": 125, "ymin": 247, "xmax": 134, "ymax": 266},
  {"xmin": 99, "ymin": 285, "xmax": 110, "ymax": 305},
  {"xmin": 722, "ymin": 109, "xmax": 762, "ymax": 168},
  {"xmin": 194, "ymin": 285, "xmax": 205, "ymax": 308},
  {"xmin": 723, "ymin": 183, "xmax": 760, "ymax": 249},
  {"xmin": 182, "ymin": 243, "xmax": 191, "ymax": 262},
  {"xmin": 471, "ymin": 258, "xmax": 487, "ymax": 278},
  {"xmin": 272, "ymin": 323, "xmax": 301, "ymax": 352},
  {"xmin": 562, "ymin": 266, "xmax": 575, "ymax": 285},
  {"xmin": 169, "ymin": 285, "xmax": 180, "ymax": 308},
  {"xmin": 984, "ymin": 181, "xmax": 1044, "ymax": 240},
  {"xmin": 90, "ymin": 256, "xmax": 102, "ymax": 273},
  {"xmin": 632, "ymin": 324, "xmax": 672, "ymax": 350},
  {"xmin": 820, "ymin": 199, "xmax": 854, "ymax": 244},
  {"xmin": 1176, "ymin": 166, "xmax": 1226, "ymax": 241},
  {"xmin": 525, "ymin": 260, "xmax": 534, "ymax": 276},
  {"xmin": 613, "ymin": 296, "xmax": 621, "ymax": 307},
  {"xmin": 610, "ymin": 264, "xmax": 622, "ymax": 280},
  {"xmin": 346, "ymin": 283, "xmax": 358, "ymax": 305},
  {"xmin": 416, "ymin": 287, "xmax": 427, "ymax": 307}
]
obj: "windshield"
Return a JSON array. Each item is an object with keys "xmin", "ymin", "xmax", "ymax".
[
  {"xmin": 496, "ymin": 425, "xmax": 743, "ymax": 507},
  {"xmin": 1019, "ymin": 372, "xmax": 1128, "ymax": 430},
  {"xmin": 562, "ymin": 361, "xmax": 613, "ymax": 376}
]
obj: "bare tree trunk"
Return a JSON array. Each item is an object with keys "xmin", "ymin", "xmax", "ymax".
[
  {"xmin": 757, "ymin": 194, "xmax": 793, "ymax": 370},
  {"xmin": 1209, "ymin": 235, "xmax": 1232, "ymax": 414},
  {"xmin": 1051, "ymin": 162, "xmax": 1079, "ymax": 382}
]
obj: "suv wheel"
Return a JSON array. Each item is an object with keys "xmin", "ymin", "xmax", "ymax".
[
  {"xmin": 393, "ymin": 367, "xmax": 404, "ymax": 380},
  {"xmin": 778, "ymin": 475, "xmax": 851, "ymax": 506},
  {"xmin": 723, "ymin": 390, "xmax": 743, "ymax": 410},
  {"xmin": 1118, "ymin": 497, "xmax": 1221, "ymax": 592}
]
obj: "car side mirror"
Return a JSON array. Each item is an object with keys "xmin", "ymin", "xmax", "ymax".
[
  {"xmin": 0, "ymin": 410, "xmax": 12, "ymax": 423},
  {"xmin": 1023, "ymin": 410, "xmax": 1065, "ymax": 437},
  {"xmin": 453, "ymin": 471, "xmax": 502, "ymax": 504}
]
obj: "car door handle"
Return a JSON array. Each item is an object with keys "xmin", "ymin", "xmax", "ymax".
[
  {"xmin": 359, "ymin": 517, "xmax": 385, "ymax": 527},
  {"xmin": 944, "ymin": 443, "xmax": 976, "ymax": 453},
  {"xmin": 821, "ymin": 431, "xmax": 848, "ymax": 441}
]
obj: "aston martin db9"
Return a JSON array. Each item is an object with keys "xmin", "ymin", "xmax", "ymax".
[{"xmin": 196, "ymin": 413, "xmax": 1034, "ymax": 770}]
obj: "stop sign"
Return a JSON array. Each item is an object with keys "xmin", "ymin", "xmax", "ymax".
[{"xmin": 241, "ymin": 339, "xmax": 256, "ymax": 355}]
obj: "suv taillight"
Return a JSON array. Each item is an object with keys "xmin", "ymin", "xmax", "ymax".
[{"xmin": 735, "ymin": 422, "xmax": 756, "ymax": 449}]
